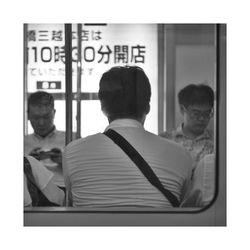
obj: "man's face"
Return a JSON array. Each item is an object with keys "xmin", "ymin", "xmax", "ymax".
[
  {"xmin": 181, "ymin": 104, "xmax": 213, "ymax": 136},
  {"xmin": 28, "ymin": 105, "xmax": 55, "ymax": 137}
]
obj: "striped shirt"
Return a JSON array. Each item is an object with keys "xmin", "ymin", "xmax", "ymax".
[{"xmin": 63, "ymin": 119, "xmax": 192, "ymax": 208}]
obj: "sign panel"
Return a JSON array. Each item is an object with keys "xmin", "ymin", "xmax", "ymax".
[{"xmin": 26, "ymin": 24, "xmax": 158, "ymax": 134}]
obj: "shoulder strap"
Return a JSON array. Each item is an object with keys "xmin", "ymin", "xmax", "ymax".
[{"xmin": 103, "ymin": 129, "xmax": 180, "ymax": 207}]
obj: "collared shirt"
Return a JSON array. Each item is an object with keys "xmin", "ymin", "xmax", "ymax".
[
  {"xmin": 160, "ymin": 124, "xmax": 214, "ymax": 169},
  {"xmin": 63, "ymin": 119, "xmax": 192, "ymax": 208},
  {"xmin": 24, "ymin": 128, "xmax": 66, "ymax": 187}
]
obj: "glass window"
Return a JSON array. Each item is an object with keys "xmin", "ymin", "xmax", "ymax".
[{"xmin": 24, "ymin": 24, "xmax": 221, "ymax": 214}]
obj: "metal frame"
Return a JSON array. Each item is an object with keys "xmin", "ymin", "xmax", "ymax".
[
  {"xmin": 64, "ymin": 24, "xmax": 73, "ymax": 145},
  {"xmin": 23, "ymin": 24, "xmax": 28, "ymax": 136},
  {"xmin": 76, "ymin": 24, "xmax": 82, "ymax": 139}
]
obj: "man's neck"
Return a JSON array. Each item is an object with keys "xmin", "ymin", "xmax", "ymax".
[
  {"xmin": 182, "ymin": 124, "xmax": 203, "ymax": 139},
  {"xmin": 36, "ymin": 126, "xmax": 55, "ymax": 138},
  {"xmin": 108, "ymin": 116, "xmax": 145, "ymax": 125}
]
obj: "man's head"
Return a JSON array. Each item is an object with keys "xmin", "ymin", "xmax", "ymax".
[
  {"xmin": 178, "ymin": 84, "xmax": 214, "ymax": 136},
  {"xmin": 28, "ymin": 91, "xmax": 55, "ymax": 137},
  {"xmin": 98, "ymin": 66, "xmax": 151, "ymax": 123}
]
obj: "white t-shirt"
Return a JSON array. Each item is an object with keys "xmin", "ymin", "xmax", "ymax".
[
  {"xmin": 63, "ymin": 119, "xmax": 193, "ymax": 208},
  {"xmin": 24, "ymin": 156, "xmax": 53, "ymax": 207}
]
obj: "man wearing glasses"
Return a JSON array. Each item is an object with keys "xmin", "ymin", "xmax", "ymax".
[{"xmin": 160, "ymin": 84, "xmax": 214, "ymax": 170}]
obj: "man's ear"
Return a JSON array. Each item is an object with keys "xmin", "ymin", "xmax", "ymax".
[
  {"xmin": 100, "ymin": 104, "xmax": 108, "ymax": 116},
  {"xmin": 145, "ymin": 104, "xmax": 150, "ymax": 115},
  {"xmin": 180, "ymin": 105, "xmax": 185, "ymax": 115}
]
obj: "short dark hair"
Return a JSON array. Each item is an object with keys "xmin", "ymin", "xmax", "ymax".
[
  {"xmin": 178, "ymin": 84, "xmax": 214, "ymax": 108},
  {"xmin": 28, "ymin": 91, "xmax": 54, "ymax": 113},
  {"xmin": 98, "ymin": 66, "xmax": 151, "ymax": 120}
]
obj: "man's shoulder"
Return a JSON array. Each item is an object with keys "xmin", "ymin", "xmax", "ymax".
[
  {"xmin": 159, "ymin": 128, "xmax": 179, "ymax": 140},
  {"xmin": 55, "ymin": 130, "xmax": 79, "ymax": 140},
  {"xmin": 149, "ymin": 130, "xmax": 191, "ymax": 157},
  {"xmin": 204, "ymin": 129, "xmax": 214, "ymax": 140},
  {"xmin": 24, "ymin": 133, "xmax": 34, "ymax": 139},
  {"xmin": 155, "ymin": 132, "xmax": 193, "ymax": 171},
  {"xmin": 24, "ymin": 130, "xmax": 66, "ymax": 139},
  {"xmin": 159, "ymin": 130, "xmax": 173, "ymax": 139},
  {"xmin": 24, "ymin": 133, "xmax": 37, "ymax": 144},
  {"xmin": 54, "ymin": 130, "xmax": 66, "ymax": 137},
  {"xmin": 65, "ymin": 133, "xmax": 102, "ymax": 150}
]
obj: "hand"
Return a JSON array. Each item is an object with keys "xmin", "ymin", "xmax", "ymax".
[
  {"xmin": 181, "ymin": 190, "xmax": 202, "ymax": 207},
  {"xmin": 29, "ymin": 147, "xmax": 42, "ymax": 160},
  {"xmin": 50, "ymin": 148, "xmax": 62, "ymax": 167}
]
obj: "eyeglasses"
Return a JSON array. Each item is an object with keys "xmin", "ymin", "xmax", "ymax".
[{"xmin": 184, "ymin": 107, "xmax": 213, "ymax": 120}]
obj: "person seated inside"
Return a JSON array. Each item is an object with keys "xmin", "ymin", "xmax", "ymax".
[
  {"xmin": 24, "ymin": 91, "xmax": 67, "ymax": 190},
  {"xmin": 181, "ymin": 154, "xmax": 215, "ymax": 207},
  {"xmin": 160, "ymin": 84, "xmax": 215, "ymax": 169},
  {"xmin": 63, "ymin": 66, "xmax": 193, "ymax": 208},
  {"xmin": 24, "ymin": 155, "xmax": 65, "ymax": 207}
]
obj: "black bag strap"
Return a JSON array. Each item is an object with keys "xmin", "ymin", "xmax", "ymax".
[
  {"xmin": 24, "ymin": 157, "xmax": 59, "ymax": 206},
  {"xmin": 103, "ymin": 129, "xmax": 180, "ymax": 207}
]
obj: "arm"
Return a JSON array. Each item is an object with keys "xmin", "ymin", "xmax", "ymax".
[
  {"xmin": 62, "ymin": 149, "xmax": 73, "ymax": 206},
  {"xmin": 41, "ymin": 181, "xmax": 65, "ymax": 206},
  {"xmin": 181, "ymin": 185, "xmax": 203, "ymax": 207},
  {"xmin": 66, "ymin": 184, "xmax": 73, "ymax": 206},
  {"xmin": 50, "ymin": 148, "xmax": 62, "ymax": 167},
  {"xmin": 181, "ymin": 154, "xmax": 215, "ymax": 207},
  {"xmin": 26, "ymin": 155, "xmax": 65, "ymax": 206},
  {"xmin": 181, "ymin": 162, "xmax": 204, "ymax": 207},
  {"xmin": 179, "ymin": 149, "xmax": 203, "ymax": 207},
  {"xmin": 159, "ymin": 131, "xmax": 172, "ymax": 139}
]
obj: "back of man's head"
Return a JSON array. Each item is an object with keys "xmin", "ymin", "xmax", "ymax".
[
  {"xmin": 98, "ymin": 66, "xmax": 151, "ymax": 121},
  {"xmin": 178, "ymin": 84, "xmax": 214, "ymax": 108},
  {"xmin": 28, "ymin": 91, "xmax": 54, "ymax": 113}
]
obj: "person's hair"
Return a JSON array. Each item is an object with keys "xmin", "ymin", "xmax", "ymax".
[
  {"xmin": 28, "ymin": 91, "xmax": 54, "ymax": 113},
  {"xmin": 98, "ymin": 66, "xmax": 151, "ymax": 120},
  {"xmin": 178, "ymin": 84, "xmax": 214, "ymax": 108}
]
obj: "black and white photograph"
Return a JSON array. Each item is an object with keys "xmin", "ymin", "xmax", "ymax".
[
  {"xmin": 23, "ymin": 23, "xmax": 226, "ymax": 225},
  {"xmin": 1, "ymin": 0, "xmax": 250, "ymax": 249}
]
